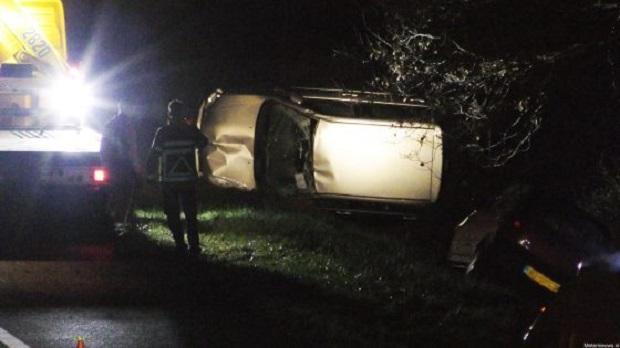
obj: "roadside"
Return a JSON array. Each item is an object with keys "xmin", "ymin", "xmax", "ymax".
[
  {"xmin": 0, "ymin": 185, "xmax": 525, "ymax": 346},
  {"xmin": 125, "ymin": 185, "xmax": 524, "ymax": 345}
]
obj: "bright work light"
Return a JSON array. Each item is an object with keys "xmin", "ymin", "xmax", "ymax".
[{"xmin": 47, "ymin": 73, "xmax": 95, "ymax": 122}]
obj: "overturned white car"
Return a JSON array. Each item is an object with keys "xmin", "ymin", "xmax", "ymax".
[{"xmin": 197, "ymin": 89, "xmax": 443, "ymax": 215}]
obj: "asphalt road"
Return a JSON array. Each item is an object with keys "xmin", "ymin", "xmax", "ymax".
[
  {"xmin": 0, "ymin": 307, "xmax": 185, "ymax": 348},
  {"xmin": 0, "ymin": 234, "xmax": 368, "ymax": 348},
  {"xmin": 0, "ymin": 254, "xmax": 209, "ymax": 348},
  {"xmin": 0, "ymin": 251, "xmax": 308, "ymax": 348}
]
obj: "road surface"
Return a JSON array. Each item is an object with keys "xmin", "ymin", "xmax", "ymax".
[
  {"xmin": 0, "ymin": 258, "xmax": 216, "ymax": 347},
  {"xmin": 0, "ymin": 238, "xmax": 367, "ymax": 347}
]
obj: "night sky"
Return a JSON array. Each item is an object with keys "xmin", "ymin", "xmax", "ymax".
[{"xmin": 62, "ymin": 0, "xmax": 369, "ymax": 118}]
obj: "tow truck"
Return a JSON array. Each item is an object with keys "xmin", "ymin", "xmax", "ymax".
[{"xmin": 0, "ymin": 0, "xmax": 110, "ymax": 233}]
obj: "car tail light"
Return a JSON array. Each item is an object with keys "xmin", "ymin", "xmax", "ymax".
[
  {"xmin": 92, "ymin": 168, "xmax": 108, "ymax": 183},
  {"xmin": 513, "ymin": 220, "xmax": 522, "ymax": 229}
]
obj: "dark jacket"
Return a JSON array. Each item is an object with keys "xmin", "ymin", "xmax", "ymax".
[
  {"xmin": 150, "ymin": 123, "xmax": 209, "ymax": 184},
  {"xmin": 101, "ymin": 113, "xmax": 138, "ymax": 179}
]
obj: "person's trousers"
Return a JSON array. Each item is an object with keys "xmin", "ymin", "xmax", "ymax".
[
  {"xmin": 162, "ymin": 184, "xmax": 199, "ymax": 251},
  {"xmin": 109, "ymin": 169, "xmax": 136, "ymax": 226}
]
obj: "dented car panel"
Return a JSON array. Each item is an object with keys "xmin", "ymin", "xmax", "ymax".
[
  {"xmin": 199, "ymin": 95, "xmax": 265, "ymax": 190},
  {"xmin": 312, "ymin": 117, "xmax": 442, "ymax": 203}
]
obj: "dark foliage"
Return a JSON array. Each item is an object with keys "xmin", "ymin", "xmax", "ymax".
[{"xmin": 360, "ymin": 0, "xmax": 620, "ymax": 230}]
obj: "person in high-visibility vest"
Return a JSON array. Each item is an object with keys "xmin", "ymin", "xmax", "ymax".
[{"xmin": 149, "ymin": 99, "xmax": 209, "ymax": 256}]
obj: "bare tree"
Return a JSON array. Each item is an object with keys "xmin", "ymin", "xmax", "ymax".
[
  {"xmin": 363, "ymin": 10, "xmax": 545, "ymax": 168},
  {"xmin": 360, "ymin": 0, "xmax": 620, "ymax": 170}
]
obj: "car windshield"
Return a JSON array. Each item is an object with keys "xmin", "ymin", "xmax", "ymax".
[
  {"xmin": 540, "ymin": 212, "xmax": 608, "ymax": 252},
  {"xmin": 258, "ymin": 102, "xmax": 312, "ymax": 195},
  {"xmin": 301, "ymin": 99, "xmax": 429, "ymax": 120}
]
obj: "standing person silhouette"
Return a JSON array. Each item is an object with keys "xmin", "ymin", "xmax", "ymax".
[
  {"xmin": 149, "ymin": 99, "xmax": 209, "ymax": 256},
  {"xmin": 101, "ymin": 102, "xmax": 141, "ymax": 233}
]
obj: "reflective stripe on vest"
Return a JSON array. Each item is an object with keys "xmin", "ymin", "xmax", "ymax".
[{"xmin": 159, "ymin": 140, "xmax": 199, "ymax": 182}]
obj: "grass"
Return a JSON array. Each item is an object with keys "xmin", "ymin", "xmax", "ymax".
[{"xmin": 131, "ymin": 186, "xmax": 522, "ymax": 346}]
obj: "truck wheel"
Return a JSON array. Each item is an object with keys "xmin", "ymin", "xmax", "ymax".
[{"xmin": 87, "ymin": 204, "xmax": 114, "ymax": 240}]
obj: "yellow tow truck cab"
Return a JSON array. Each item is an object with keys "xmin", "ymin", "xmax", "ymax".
[{"xmin": 0, "ymin": 0, "xmax": 67, "ymax": 70}]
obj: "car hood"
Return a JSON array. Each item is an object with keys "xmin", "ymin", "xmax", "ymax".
[
  {"xmin": 198, "ymin": 95, "xmax": 266, "ymax": 190},
  {"xmin": 0, "ymin": 128, "xmax": 101, "ymax": 153},
  {"xmin": 312, "ymin": 117, "xmax": 442, "ymax": 202}
]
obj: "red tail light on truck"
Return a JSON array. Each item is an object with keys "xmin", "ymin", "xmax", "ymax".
[{"xmin": 92, "ymin": 168, "xmax": 108, "ymax": 184}]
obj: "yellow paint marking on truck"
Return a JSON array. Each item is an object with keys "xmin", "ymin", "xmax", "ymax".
[{"xmin": 0, "ymin": 0, "xmax": 67, "ymax": 73}]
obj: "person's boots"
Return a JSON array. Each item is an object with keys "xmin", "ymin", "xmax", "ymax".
[
  {"xmin": 187, "ymin": 230, "xmax": 201, "ymax": 257},
  {"xmin": 173, "ymin": 234, "xmax": 187, "ymax": 257},
  {"xmin": 175, "ymin": 243, "xmax": 188, "ymax": 257},
  {"xmin": 189, "ymin": 245, "xmax": 202, "ymax": 258}
]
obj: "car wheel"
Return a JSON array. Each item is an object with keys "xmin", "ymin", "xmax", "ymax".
[{"xmin": 83, "ymin": 202, "xmax": 115, "ymax": 242}]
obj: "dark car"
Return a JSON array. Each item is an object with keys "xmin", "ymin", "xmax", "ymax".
[
  {"xmin": 522, "ymin": 259, "xmax": 620, "ymax": 347},
  {"xmin": 467, "ymin": 196, "xmax": 612, "ymax": 297}
]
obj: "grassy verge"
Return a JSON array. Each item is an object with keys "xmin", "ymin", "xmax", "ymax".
[{"xmin": 132, "ymin": 187, "xmax": 521, "ymax": 345}]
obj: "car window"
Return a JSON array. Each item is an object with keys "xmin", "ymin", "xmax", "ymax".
[
  {"xmin": 540, "ymin": 213, "xmax": 607, "ymax": 250},
  {"xmin": 302, "ymin": 100, "xmax": 355, "ymax": 117},
  {"xmin": 358, "ymin": 103, "xmax": 429, "ymax": 120},
  {"xmin": 301, "ymin": 99, "xmax": 429, "ymax": 120}
]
